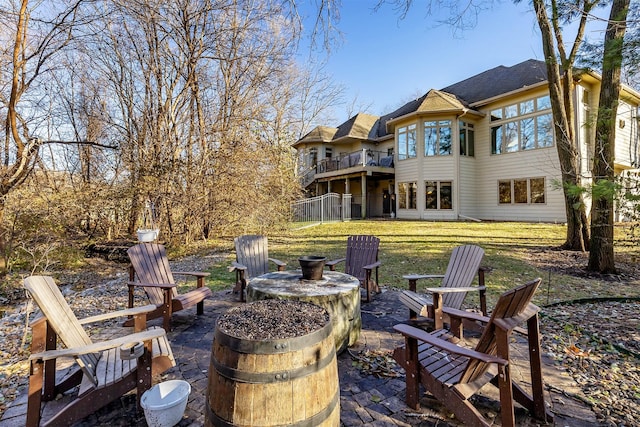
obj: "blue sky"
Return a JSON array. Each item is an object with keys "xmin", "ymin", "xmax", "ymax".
[{"xmin": 306, "ymin": 1, "xmax": 547, "ymax": 118}]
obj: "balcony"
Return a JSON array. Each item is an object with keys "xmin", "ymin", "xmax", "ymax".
[{"xmin": 318, "ymin": 149, "xmax": 393, "ymax": 174}]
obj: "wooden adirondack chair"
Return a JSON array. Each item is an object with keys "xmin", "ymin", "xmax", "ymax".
[
  {"xmin": 398, "ymin": 244, "xmax": 487, "ymax": 330},
  {"xmin": 24, "ymin": 276, "xmax": 175, "ymax": 427},
  {"xmin": 229, "ymin": 235, "xmax": 287, "ymax": 302},
  {"xmin": 127, "ymin": 242, "xmax": 212, "ymax": 331},
  {"xmin": 326, "ymin": 235, "xmax": 381, "ymax": 303},
  {"xmin": 392, "ymin": 278, "xmax": 552, "ymax": 427}
]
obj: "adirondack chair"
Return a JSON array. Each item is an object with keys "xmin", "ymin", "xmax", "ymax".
[
  {"xmin": 127, "ymin": 242, "xmax": 212, "ymax": 331},
  {"xmin": 229, "ymin": 234, "xmax": 287, "ymax": 302},
  {"xmin": 24, "ymin": 276, "xmax": 175, "ymax": 427},
  {"xmin": 398, "ymin": 244, "xmax": 487, "ymax": 330},
  {"xmin": 326, "ymin": 235, "xmax": 381, "ymax": 303},
  {"xmin": 392, "ymin": 278, "xmax": 552, "ymax": 427}
]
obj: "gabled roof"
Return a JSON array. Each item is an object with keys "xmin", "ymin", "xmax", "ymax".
[
  {"xmin": 441, "ymin": 59, "xmax": 548, "ymax": 105},
  {"xmin": 333, "ymin": 113, "xmax": 380, "ymax": 141},
  {"xmin": 293, "ymin": 126, "xmax": 338, "ymax": 147}
]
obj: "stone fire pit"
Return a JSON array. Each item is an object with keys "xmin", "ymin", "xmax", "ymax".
[{"xmin": 246, "ymin": 270, "xmax": 361, "ymax": 354}]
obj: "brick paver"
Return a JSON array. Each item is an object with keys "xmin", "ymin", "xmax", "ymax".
[{"xmin": 1, "ymin": 288, "xmax": 602, "ymax": 426}]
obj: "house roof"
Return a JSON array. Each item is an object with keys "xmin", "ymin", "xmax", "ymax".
[
  {"xmin": 293, "ymin": 126, "xmax": 338, "ymax": 147},
  {"xmin": 333, "ymin": 113, "xmax": 380, "ymax": 141},
  {"xmin": 294, "ymin": 59, "xmax": 571, "ymax": 145},
  {"xmin": 441, "ymin": 59, "xmax": 548, "ymax": 105}
]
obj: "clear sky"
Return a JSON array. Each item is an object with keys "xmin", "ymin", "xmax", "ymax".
[{"xmin": 306, "ymin": 1, "xmax": 547, "ymax": 119}]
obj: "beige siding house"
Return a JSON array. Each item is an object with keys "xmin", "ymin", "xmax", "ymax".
[{"xmin": 294, "ymin": 59, "xmax": 640, "ymax": 222}]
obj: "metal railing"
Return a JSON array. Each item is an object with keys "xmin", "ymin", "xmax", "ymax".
[
  {"xmin": 317, "ymin": 149, "xmax": 394, "ymax": 174},
  {"xmin": 291, "ymin": 193, "xmax": 352, "ymax": 226}
]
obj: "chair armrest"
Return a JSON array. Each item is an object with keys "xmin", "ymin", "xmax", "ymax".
[
  {"xmin": 127, "ymin": 281, "xmax": 175, "ymax": 289},
  {"xmin": 29, "ymin": 328, "xmax": 167, "ymax": 361},
  {"xmin": 393, "ymin": 323, "xmax": 507, "ymax": 365},
  {"xmin": 425, "ymin": 286, "xmax": 486, "ymax": 293},
  {"xmin": 442, "ymin": 307, "xmax": 491, "ymax": 324},
  {"xmin": 268, "ymin": 258, "xmax": 287, "ymax": 268},
  {"xmin": 78, "ymin": 304, "xmax": 158, "ymax": 325},
  {"xmin": 173, "ymin": 271, "xmax": 210, "ymax": 278},
  {"xmin": 325, "ymin": 258, "xmax": 346, "ymax": 269},
  {"xmin": 402, "ymin": 274, "xmax": 445, "ymax": 280},
  {"xmin": 228, "ymin": 261, "xmax": 247, "ymax": 272},
  {"xmin": 363, "ymin": 260, "xmax": 381, "ymax": 270}
]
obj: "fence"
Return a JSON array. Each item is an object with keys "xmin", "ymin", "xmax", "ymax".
[{"xmin": 291, "ymin": 193, "xmax": 352, "ymax": 226}]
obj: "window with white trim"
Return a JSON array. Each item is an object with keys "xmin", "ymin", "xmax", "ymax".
[
  {"xmin": 424, "ymin": 120, "xmax": 452, "ymax": 156},
  {"xmin": 398, "ymin": 182, "xmax": 417, "ymax": 209},
  {"xmin": 459, "ymin": 121, "xmax": 475, "ymax": 157},
  {"xmin": 498, "ymin": 177, "xmax": 546, "ymax": 204},
  {"xmin": 425, "ymin": 181, "xmax": 453, "ymax": 210},
  {"xmin": 398, "ymin": 124, "xmax": 417, "ymax": 160},
  {"xmin": 491, "ymin": 95, "xmax": 553, "ymax": 154}
]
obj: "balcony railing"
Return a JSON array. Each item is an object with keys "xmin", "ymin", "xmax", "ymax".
[{"xmin": 317, "ymin": 149, "xmax": 394, "ymax": 174}]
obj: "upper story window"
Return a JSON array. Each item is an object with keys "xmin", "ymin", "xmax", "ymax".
[
  {"xmin": 424, "ymin": 120, "xmax": 452, "ymax": 156},
  {"xmin": 459, "ymin": 121, "xmax": 475, "ymax": 157},
  {"xmin": 398, "ymin": 124, "xmax": 417, "ymax": 160},
  {"xmin": 309, "ymin": 148, "xmax": 318, "ymax": 167},
  {"xmin": 491, "ymin": 95, "xmax": 554, "ymax": 154},
  {"xmin": 325, "ymin": 147, "xmax": 333, "ymax": 159}
]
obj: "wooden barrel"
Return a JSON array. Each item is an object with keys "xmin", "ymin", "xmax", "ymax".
[{"xmin": 205, "ymin": 300, "xmax": 340, "ymax": 427}]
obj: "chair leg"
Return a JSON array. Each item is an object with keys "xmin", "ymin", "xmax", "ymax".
[
  {"xmin": 496, "ymin": 328, "xmax": 516, "ymax": 427},
  {"xmin": 27, "ymin": 360, "xmax": 44, "ymax": 427},
  {"xmin": 404, "ymin": 336, "xmax": 420, "ymax": 410}
]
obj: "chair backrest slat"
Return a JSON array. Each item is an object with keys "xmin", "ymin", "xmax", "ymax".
[
  {"xmin": 24, "ymin": 276, "xmax": 100, "ymax": 384},
  {"xmin": 128, "ymin": 243, "xmax": 177, "ymax": 305},
  {"xmin": 235, "ymin": 235, "xmax": 270, "ymax": 279},
  {"xmin": 441, "ymin": 245, "xmax": 484, "ymax": 309},
  {"xmin": 460, "ymin": 278, "xmax": 541, "ymax": 383},
  {"xmin": 344, "ymin": 235, "xmax": 379, "ymax": 281}
]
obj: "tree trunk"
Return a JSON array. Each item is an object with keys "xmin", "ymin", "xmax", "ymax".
[
  {"xmin": 588, "ymin": 0, "xmax": 630, "ymax": 273},
  {"xmin": 533, "ymin": 0, "xmax": 590, "ymax": 251}
]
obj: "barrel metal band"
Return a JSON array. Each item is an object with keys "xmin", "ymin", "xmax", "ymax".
[
  {"xmin": 206, "ymin": 387, "xmax": 339, "ymax": 427},
  {"xmin": 214, "ymin": 320, "xmax": 332, "ymax": 354},
  {"xmin": 212, "ymin": 347, "xmax": 336, "ymax": 383}
]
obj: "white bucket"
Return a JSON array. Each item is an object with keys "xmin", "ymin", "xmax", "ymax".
[
  {"xmin": 137, "ymin": 228, "xmax": 159, "ymax": 242},
  {"xmin": 140, "ymin": 380, "xmax": 191, "ymax": 427}
]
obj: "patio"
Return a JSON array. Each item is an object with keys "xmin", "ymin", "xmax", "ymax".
[{"xmin": 1, "ymin": 287, "xmax": 601, "ymax": 427}]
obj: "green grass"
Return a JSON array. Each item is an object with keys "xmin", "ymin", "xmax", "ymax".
[{"xmin": 202, "ymin": 220, "xmax": 640, "ymax": 309}]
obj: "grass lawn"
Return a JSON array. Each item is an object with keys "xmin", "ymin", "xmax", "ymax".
[{"xmin": 203, "ymin": 220, "xmax": 640, "ymax": 310}]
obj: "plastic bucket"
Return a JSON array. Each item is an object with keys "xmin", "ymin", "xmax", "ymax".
[{"xmin": 141, "ymin": 380, "xmax": 191, "ymax": 427}]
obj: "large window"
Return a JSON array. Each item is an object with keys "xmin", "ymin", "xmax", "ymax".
[
  {"xmin": 498, "ymin": 178, "xmax": 546, "ymax": 204},
  {"xmin": 398, "ymin": 124, "xmax": 417, "ymax": 160},
  {"xmin": 424, "ymin": 120, "xmax": 452, "ymax": 156},
  {"xmin": 459, "ymin": 121, "xmax": 475, "ymax": 156},
  {"xmin": 398, "ymin": 182, "xmax": 417, "ymax": 209},
  {"xmin": 425, "ymin": 181, "xmax": 453, "ymax": 210},
  {"xmin": 491, "ymin": 95, "xmax": 553, "ymax": 154}
]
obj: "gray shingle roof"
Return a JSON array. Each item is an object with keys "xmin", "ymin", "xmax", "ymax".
[{"xmin": 441, "ymin": 59, "xmax": 548, "ymax": 105}]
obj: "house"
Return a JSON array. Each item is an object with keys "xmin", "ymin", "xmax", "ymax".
[{"xmin": 294, "ymin": 59, "xmax": 640, "ymax": 222}]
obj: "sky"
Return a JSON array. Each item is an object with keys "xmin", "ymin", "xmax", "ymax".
[{"xmin": 299, "ymin": 1, "xmax": 588, "ymax": 121}]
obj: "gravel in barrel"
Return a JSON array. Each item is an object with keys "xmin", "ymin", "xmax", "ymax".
[{"xmin": 217, "ymin": 299, "xmax": 329, "ymax": 340}]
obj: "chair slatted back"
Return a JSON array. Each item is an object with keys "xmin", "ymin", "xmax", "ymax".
[
  {"xmin": 128, "ymin": 243, "xmax": 177, "ymax": 305},
  {"xmin": 460, "ymin": 278, "xmax": 541, "ymax": 384},
  {"xmin": 24, "ymin": 276, "xmax": 100, "ymax": 385},
  {"xmin": 440, "ymin": 245, "xmax": 484, "ymax": 309},
  {"xmin": 235, "ymin": 235, "xmax": 270, "ymax": 280},
  {"xmin": 344, "ymin": 235, "xmax": 380, "ymax": 282}
]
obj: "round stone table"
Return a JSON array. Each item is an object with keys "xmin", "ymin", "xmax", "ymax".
[{"xmin": 246, "ymin": 270, "xmax": 361, "ymax": 354}]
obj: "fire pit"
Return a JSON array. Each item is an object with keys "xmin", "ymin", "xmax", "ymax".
[{"xmin": 246, "ymin": 270, "xmax": 361, "ymax": 353}]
